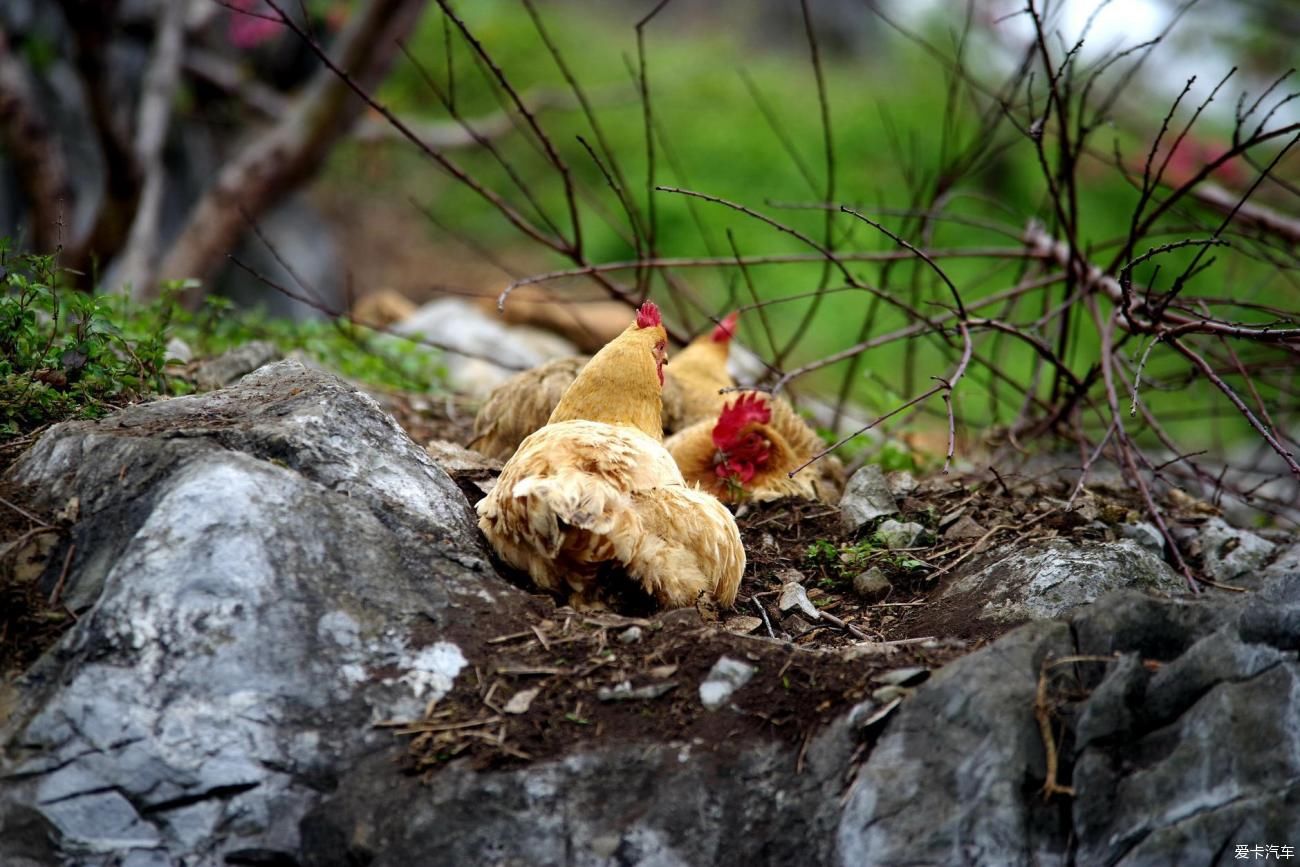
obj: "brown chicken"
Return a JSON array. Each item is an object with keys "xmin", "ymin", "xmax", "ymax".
[
  {"xmin": 665, "ymin": 391, "xmax": 844, "ymax": 504},
  {"xmin": 659, "ymin": 311, "xmax": 738, "ymax": 433},
  {"xmin": 467, "ymin": 356, "xmax": 586, "ymax": 461},
  {"xmin": 468, "ymin": 312, "xmax": 739, "ymax": 461},
  {"xmin": 476, "ymin": 302, "xmax": 745, "ymax": 611}
]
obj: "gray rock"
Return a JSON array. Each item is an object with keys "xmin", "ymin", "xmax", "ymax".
[
  {"xmin": 851, "ymin": 567, "xmax": 891, "ymax": 600},
  {"xmin": 698, "ymin": 656, "xmax": 757, "ymax": 709},
  {"xmin": 1239, "ymin": 570, "xmax": 1300, "ymax": 651},
  {"xmin": 299, "ymin": 718, "xmax": 861, "ymax": 867},
  {"xmin": 1072, "ymin": 627, "xmax": 1300, "ymax": 866},
  {"xmin": 941, "ymin": 538, "xmax": 1184, "ymax": 624},
  {"xmin": 884, "ymin": 470, "xmax": 917, "ymax": 498},
  {"xmin": 875, "ymin": 518, "xmax": 924, "ymax": 550},
  {"xmin": 1264, "ymin": 542, "xmax": 1300, "ymax": 580},
  {"xmin": 192, "ymin": 340, "xmax": 281, "ymax": 390},
  {"xmin": 839, "ymin": 465, "xmax": 898, "ymax": 532},
  {"xmin": 942, "ymin": 514, "xmax": 987, "ymax": 541},
  {"xmin": 1198, "ymin": 516, "xmax": 1277, "ymax": 586},
  {"xmin": 164, "ymin": 337, "xmax": 193, "ymax": 364},
  {"xmin": 1117, "ymin": 520, "xmax": 1164, "ymax": 555},
  {"xmin": 0, "ymin": 361, "xmax": 516, "ymax": 866},
  {"xmin": 394, "ymin": 298, "xmax": 576, "ymax": 398},
  {"xmin": 778, "ymin": 580, "xmax": 820, "ymax": 620},
  {"xmin": 838, "ymin": 620, "xmax": 1077, "ymax": 866}
]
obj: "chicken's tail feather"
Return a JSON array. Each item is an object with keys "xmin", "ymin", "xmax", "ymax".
[{"xmin": 615, "ymin": 486, "xmax": 745, "ymax": 608}]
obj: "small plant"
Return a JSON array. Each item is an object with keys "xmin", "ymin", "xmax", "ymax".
[
  {"xmin": 170, "ymin": 300, "xmax": 449, "ymax": 395},
  {"xmin": 0, "ymin": 244, "xmax": 172, "ymax": 436},
  {"xmin": 804, "ymin": 538, "xmax": 840, "ymax": 569},
  {"xmin": 0, "ymin": 242, "xmax": 449, "ymax": 441}
]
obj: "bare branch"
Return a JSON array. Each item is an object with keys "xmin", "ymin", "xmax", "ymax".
[{"xmin": 153, "ymin": 0, "xmax": 432, "ymax": 300}]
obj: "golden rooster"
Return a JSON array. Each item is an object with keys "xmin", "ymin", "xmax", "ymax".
[
  {"xmin": 665, "ymin": 391, "xmax": 844, "ymax": 504},
  {"xmin": 468, "ymin": 311, "xmax": 740, "ymax": 461},
  {"xmin": 476, "ymin": 302, "xmax": 745, "ymax": 611}
]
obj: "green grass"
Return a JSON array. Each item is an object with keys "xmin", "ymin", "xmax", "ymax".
[
  {"xmin": 0, "ymin": 247, "xmax": 447, "ymax": 439},
  {"xmin": 321, "ymin": 3, "xmax": 1287, "ymax": 452}
]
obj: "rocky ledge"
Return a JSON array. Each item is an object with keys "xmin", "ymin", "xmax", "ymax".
[{"xmin": 1, "ymin": 361, "xmax": 1296, "ymax": 866}]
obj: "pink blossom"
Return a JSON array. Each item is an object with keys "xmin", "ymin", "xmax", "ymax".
[{"xmin": 227, "ymin": 0, "xmax": 284, "ymax": 49}]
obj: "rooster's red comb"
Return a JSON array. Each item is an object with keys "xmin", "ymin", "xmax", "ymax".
[
  {"xmin": 712, "ymin": 392, "xmax": 772, "ymax": 447},
  {"xmin": 711, "ymin": 311, "xmax": 739, "ymax": 343},
  {"xmin": 635, "ymin": 301, "xmax": 662, "ymax": 329}
]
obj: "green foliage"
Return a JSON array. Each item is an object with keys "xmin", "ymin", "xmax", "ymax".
[
  {"xmin": 163, "ymin": 294, "xmax": 448, "ymax": 395},
  {"xmin": 0, "ymin": 245, "xmax": 170, "ymax": 436},
  {"xmin": 804, "ymin": 533, "xmax": 926, "ymax": 588},
  {"xmin": 0, "ymin": 246, "xmax": 447, "ymax": 440},
  {"xmin": 350, "ymin": 4, "xmax": 1283, "ymax": 455}
]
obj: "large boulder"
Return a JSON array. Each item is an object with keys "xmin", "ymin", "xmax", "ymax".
[
  {"xmin": 939, "ymin": 538, "xmax": 1185, "ymax": 624},
  {"xmin": 0, "ymin": 361, "xmax": 524, "ymax": 865}
]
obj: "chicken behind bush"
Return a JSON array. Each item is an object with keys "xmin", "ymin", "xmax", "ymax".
[
  {"xmin": 665, "ymin": 391, "xmax": 844, "ymax": 504},
  {"xmin": 468, "ymin": 311, "xmax": 740, "ymax": 461},
  {"xmin": 476, "ymin": 302, "xmax": 745, "ymax": 611}
]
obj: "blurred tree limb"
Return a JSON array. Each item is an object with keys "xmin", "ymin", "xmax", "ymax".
[
  {"xmin": 0, "ymin": 29, "xmax": 74, "ymax": 253},
  {"xmin": 152, "ymin": 0, "xmax": 429, "ymax": 303}
]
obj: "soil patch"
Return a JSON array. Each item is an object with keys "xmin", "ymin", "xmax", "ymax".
[
  {"xmin": 0, "ymin": 479, "xmax": 74, "ymax": 682},
  {"xmin": 395, "ymin": 604, "xmax": 964, "ymax": 775},
  {"xmin": 390, "ymin": 450, "xmax": 1232, "ymax": 772}
]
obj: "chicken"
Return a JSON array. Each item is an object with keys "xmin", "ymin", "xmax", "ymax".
[
  {"xmin": 468, "ymin": 311, "xmax": 740, "ymax": 461},
  {"xmin": 467, "ymin": 356, "xmax": 585, "ymax": 461},
  {"xmin": 476, "ymin": 302, "xmax": 745, "ymax": 611},
  {"xmin": 665, "ymin": 391, "xmax": 845, "ymax": 504},
  {"xmin": 659, "ymin": 311, "xmax": 739, "ymax": 433}
]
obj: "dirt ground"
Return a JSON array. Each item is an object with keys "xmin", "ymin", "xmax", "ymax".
[
  {"xmin": 0, "ymin": 475, "xmax": 75, "ymax": 682},
  {"xmin": 380, "ymin": 391, "xmax": 1234, "ymax": 774},
  {"xmin": 0, "ymin": 375, "xmax": 1229, "ymax": 775}
]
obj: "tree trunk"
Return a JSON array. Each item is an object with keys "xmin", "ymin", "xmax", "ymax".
[{"xmin": 151, "ymin": 0, "xmax": 429, "ymax": 303}]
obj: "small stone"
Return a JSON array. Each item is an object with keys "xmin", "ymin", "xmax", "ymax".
[
  {"xmin": 194, "ymin": 341, "xmax": 280, "ymax": 390},
  {"xmin": 699, "ymin": 656, "xmax": 756, "ymax": 710},
  {"xmin": 1199, "ymin": 517, "xmax": 1276, "ymax": 584},
  {"xmin": 778, "ymin": 582, "xmax": 820, "ymax": 620},
  {"xmin": 885, "ymin": 470, "xmax": 918, "ymax": 498},
  {"xmin": 597, "ymin": 680, "xmax": 678, "ymax": 702},
  {"xmin": 877, "ymin": 666, "xmax": 929, "ymax": 686},
  {"xmin": 852, "ymin": 568, "xmax": 892, "ymax": 601},
  {"xmin": 165, "ymin": 337, "xmax": 193, "ymax": 364},
  {"xmin": 589, "ymin": 835, "xmax": 622, "ymax": 858},
  {"xmin": 722, "ymin": 616, "xmax": 763, "ymax": 635},
  {"xmin": 659, "ymin": 607, "xmax": 703, "ymax": 627},
  {"xmin": 877, "ymin": 519, "xmax": 925, "ymax": 550},
  {"xmin": 782, "ymin": 614, "xmax": 817, "ymax": 637},
  {"xmin": 1117, "ymin": 521, "xmax": 1164, "ymax": 555},
  {"xmin": 856, "ymin": 696, "xmax": 903, "ymax": 729},
  {"xmin": 840, "ymin": 465, "xmax": 899, "ymax": 532},
  {"xmin": 503, "ymin": 687, "xmax": 540, "ymax": 715},
  {"xmin": 618, "ymin": 626, "xmax": 644, "ymax": 645},
  {"xmin": 871, "ymin": 684, "xmax": 909, "ymax": 703},
  {"xmin": 943, "ymin": 515, "xmax": 988, "ymax": 542}
]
